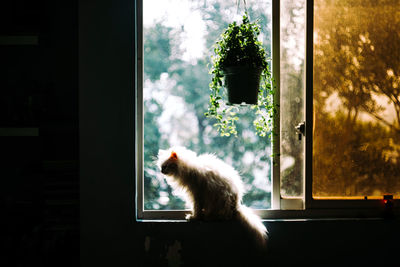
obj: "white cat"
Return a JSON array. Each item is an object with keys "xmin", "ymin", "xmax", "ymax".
[{"xmin": 157, "ymin": 146, "xmax": 268, "ymax": 248}]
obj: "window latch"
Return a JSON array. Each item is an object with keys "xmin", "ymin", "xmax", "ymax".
[{"xmin": 295, "ymin": 121, "xmax": 305, "ymax": 140}]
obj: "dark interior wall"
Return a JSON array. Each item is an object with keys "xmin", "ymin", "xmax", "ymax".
[
  {"xmin": 79, "ymin": 0, "xmax": 136, "ymax": 266},
  {"xmin": 1, "ymin": 0, "xmax": 79, "ymax": 266},
  {"xmin": 78, "ymin": 1, "xmax": 400, "ymax": 266}
]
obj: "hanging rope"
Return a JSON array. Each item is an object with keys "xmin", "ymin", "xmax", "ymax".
[{"xmin": 236, "ymin": 0, "xmax": 249, "ymax": 15}]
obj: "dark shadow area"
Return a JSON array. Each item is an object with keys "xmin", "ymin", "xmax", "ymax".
[
  {"xmin": 1, "ymin": 1, "xmax": 79, "ymax": 266},
  {"xmin": 136, "ymin": 219, "xmax": 400, "ymax": 266},
  {"xmin": 137, "ymin": 220, "xmax": 269, "ymax": 267}
]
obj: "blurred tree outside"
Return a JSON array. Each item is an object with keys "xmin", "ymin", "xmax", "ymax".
[
  {"xmin": 313, "ymin": 0, "xmax": 400, "ymax": 197},
  {"xmin": 143, "ymin": 0, "xmax": 272, "ymax": 210}
]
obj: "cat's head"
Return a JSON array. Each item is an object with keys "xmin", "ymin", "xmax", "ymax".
[
  {"xmin": 157, "ymin": 147, "xmax": 197, "ymax": 176},
  {"xmin": 160, "ymin": 150, "xmax": 179, "ymax": 175}
]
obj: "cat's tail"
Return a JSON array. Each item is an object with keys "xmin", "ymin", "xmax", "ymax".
[{"xmin": 236, "ymin": 205, "xmax": 268, "ymax": 249}]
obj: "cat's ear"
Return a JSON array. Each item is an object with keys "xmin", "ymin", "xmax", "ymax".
[{"xmin": 170, "ymin": 151, "xmax": 178, "ymax": 160}]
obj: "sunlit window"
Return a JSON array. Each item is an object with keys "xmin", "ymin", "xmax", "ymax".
[
  {"xmin": 137, "ymin": 0, "xmax": 399, "ymax": 220},
  {"xmin": 143, "ymin": 0, "xmax": 272, "ymax": 210},
  {"xmin": 313, "ymin": 0, "xmax": 400, "ymax": 199}
]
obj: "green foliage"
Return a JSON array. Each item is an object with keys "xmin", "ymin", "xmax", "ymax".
[
  {"xmin": 215, "ymin": 14, "xmax": 267, "ymax": 69},
  {"xmin": 205, "ymin": 13, "xmax": 274, "ymax": 137}
]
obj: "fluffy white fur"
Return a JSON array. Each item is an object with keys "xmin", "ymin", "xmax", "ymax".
[{"xmin": 157, "ymin": 146, "xmax": 267, "ymax": 247}]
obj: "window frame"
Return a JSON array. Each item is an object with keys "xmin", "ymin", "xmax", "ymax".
[{"xmin": 136, "ymin": 0, "xmax": 400, "ymax": 221}]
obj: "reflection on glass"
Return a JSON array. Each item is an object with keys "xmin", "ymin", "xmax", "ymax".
[
  {"xmin": 313, "ymin": 0, "xmax": 400, "ymax": 198},
  {"xmin": 143, "ymin": 0, "xmax": 272, "ymax": 210},
  {"xmin": 280, "ymin": 0, "xmax": 305, "ymax": 198}
]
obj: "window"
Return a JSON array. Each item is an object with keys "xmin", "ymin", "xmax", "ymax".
[
  {"xmin": 136, "ymin": 0, "xmax": 400, "ymax": 220},
  {"xmin": 137, "ymin": 0, "xmax": 276, "ymax": 220},
  {"xmin": 313, "ymin": 0, "xmax": 400, "ymax": 201}
]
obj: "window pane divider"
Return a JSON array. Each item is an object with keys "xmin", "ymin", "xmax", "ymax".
[
  {"xmin": 135, "ymin": 0, "xmax": 144, "ymax": 220},
  {"xmin": 271, "ymin": 0, "xmax": 281, "ymax": 210},
  {"xmin": 304, "ymin": 0, "xmax": 314, "ymax": 209}
]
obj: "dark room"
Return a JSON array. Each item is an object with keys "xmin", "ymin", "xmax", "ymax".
[{"xmin": 2, "ymin": 0, "xmax": 400, "ymax": 266}]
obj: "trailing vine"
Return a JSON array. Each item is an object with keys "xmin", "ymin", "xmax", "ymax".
[{"xmin": 205, "ymin": 13, "xmax": 275, "ymax": 137}]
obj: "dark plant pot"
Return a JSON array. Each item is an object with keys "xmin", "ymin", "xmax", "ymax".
[{"xmin": 223, "ymin": 66, "xmax": 262, "ymax": 105}]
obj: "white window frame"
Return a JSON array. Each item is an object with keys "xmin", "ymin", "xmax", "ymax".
[{"xmin": 135, "ymin": 0, "xmax": 400, "ymax": 220}]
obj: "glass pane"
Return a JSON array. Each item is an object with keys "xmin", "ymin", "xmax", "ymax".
[
  {"xmin": 143, "ymin": 0, "xmax": 272, "ymax": 210},
  {"xmin": 280, "ymin": 0, "xmax": 306, "ymax": 198},
  {"xmin": 313, "ymin": 0, "xmax": 400, "ymax": 199}
]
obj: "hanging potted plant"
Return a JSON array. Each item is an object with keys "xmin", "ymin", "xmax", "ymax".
[{"xmin": 205, "ymin": 13, "xmax": 275, "ymax": 137}]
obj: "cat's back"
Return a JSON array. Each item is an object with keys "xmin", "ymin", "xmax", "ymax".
[{"xmin": 197, "ymin": 153, "xmax": 244, "ymax": 197}]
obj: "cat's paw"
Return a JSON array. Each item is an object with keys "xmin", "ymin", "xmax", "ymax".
[
  {"xmin": 186, "ymin": 213, "xmax": 203, "ymax": 222},
  {"xmin": 185, "ymin": 213, "xmax": 195, "ymax": 221}
]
